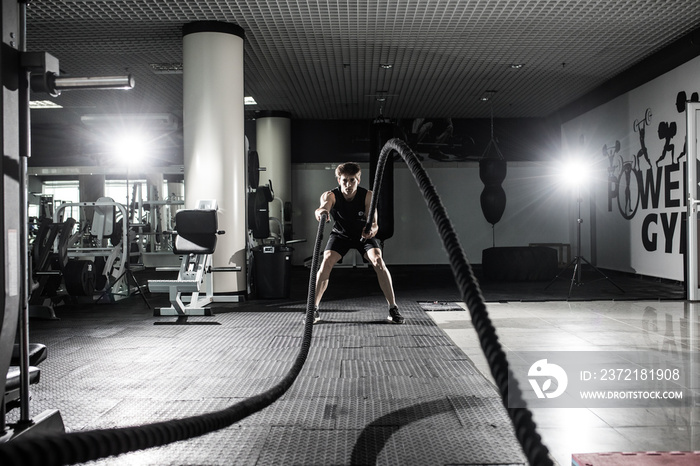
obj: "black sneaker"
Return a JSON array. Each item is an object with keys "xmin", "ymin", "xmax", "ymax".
[
  {"xmin": 304, "ymin": 307, "xmax": 321, "ymax": 325},
  {"xmin": 387, "ymin": 305, "xmax": 405, "ymax": 324}
]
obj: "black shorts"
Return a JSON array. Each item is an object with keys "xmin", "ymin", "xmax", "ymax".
[{"xmin": 325, "ymin": 233, "xmax": 382, "ymax": 257}]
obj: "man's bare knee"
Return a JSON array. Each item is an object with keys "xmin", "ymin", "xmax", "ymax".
[
  {"xmin": 318, "ymin": 251, "xmax": 341, "ymax": 278},
  {"xmin": 371, "ymin": 257, "xmax": 387, "ymax": 271},
  {"xmin": 365, "ymin": 249, "xmax": 385, "ymax": 270}
]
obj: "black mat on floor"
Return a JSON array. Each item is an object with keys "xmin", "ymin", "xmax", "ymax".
[
  {"xmin": 11, "ymin": 292, "xmax": 527, "ymax": 465},
  {"xmin": 288, "ymin": 264, "xmax": 685, "ymax": 304}
]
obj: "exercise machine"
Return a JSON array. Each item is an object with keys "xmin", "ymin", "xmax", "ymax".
[
  {"xmin": 148, "ymin": 200, "xmax": 242, "ymax": 323},
  {"xmin": 53, "ymin": 199, "xmax": 137, "ymax": 301}
]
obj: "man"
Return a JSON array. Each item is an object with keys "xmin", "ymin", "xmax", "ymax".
[{"xmin": 310, "ymin": 162, "xmax": 404, "ymax": 324}]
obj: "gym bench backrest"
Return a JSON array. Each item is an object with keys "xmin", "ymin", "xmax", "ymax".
[{"xmin": 173, "ymin": 209, "xmax": 218, "ymax": 255}]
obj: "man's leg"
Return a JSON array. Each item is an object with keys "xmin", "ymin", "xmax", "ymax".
[
  {"xmin": 366, "ymin": 247, "xmax": 404, "ymax": 323},
  {"xmin": 315, "ymin": 249, "xmax": 342, "ymax": 308},
  {"xmin": 365, "ymin": 248, "xmax": 396, "ymax": 307}
]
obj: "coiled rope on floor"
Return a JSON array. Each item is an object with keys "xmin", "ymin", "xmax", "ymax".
[
  {"xmin": 366, "ymin": 138, "xmax": 552, "ymax": 466},
  {"xmin": 0, "ymin": 214, "xmax": 329, "ymax": 466}
]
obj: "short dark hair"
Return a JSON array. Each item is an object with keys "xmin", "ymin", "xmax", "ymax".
[{"xmin": 335, "ymin": 162, "xmax": 361, "ymax": 178}]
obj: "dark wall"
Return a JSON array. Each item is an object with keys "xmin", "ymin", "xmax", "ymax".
[
  {"xmin": 31, "ymin": 115, "xmax": 560, "ymax": 168},
  {"xmin": 285, "ymin": 117, "xmax": 560, "ymax": 163}
]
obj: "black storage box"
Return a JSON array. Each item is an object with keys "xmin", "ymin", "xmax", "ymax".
[
  {"xmin": 253, "ymin": 245, "xmax": 293, "ymax": 298},
  {"xmin": 482, "ymin": 246, "xmax": 558, "ymax": 281}
]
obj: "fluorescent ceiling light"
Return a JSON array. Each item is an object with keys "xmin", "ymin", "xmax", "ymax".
[
  {"xmin": 480, "ymin": 89, "xmax": 498, "ymax": 101},
  {"xmin": 30, "ymin": 100, "xmax": 63, "ymax": 109},
  {"xmin": 245, "ymin": 96, "xmax": 257, "ymax": 105},
  {"xmin": 81, "ymin": 113, "xmax": 178, "ymax": 131}
]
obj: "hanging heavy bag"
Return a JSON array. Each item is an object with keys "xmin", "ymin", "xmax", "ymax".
[{"xmin": 479, "ymin": 157, "xmax": 507, "ymax": 225}]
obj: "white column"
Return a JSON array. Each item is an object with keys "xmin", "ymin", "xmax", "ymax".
[
  {"xmin": 183, "ymin": 21, "xmax": 246, "ymax": 293},
  {"xmin": 256, "ymin": 111, "xmax": 291, "ymax": 239}
]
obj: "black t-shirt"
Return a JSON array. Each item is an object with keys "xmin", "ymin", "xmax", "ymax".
[{"xmin": 330, "ymin": 186, "xmax": 369, "ymax": 240}]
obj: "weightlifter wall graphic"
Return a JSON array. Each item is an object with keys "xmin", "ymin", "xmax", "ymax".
[{"xmin": 604, "ymin": 91, "xmax": 698, "ymax": 255}]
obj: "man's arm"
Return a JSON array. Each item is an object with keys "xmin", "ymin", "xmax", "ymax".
[
  {"xmin": 315, "ymin": 190, "xmax": 335, "ymax": 222},
  {"xmin": 362, "ymin": 190, "xmax": 378, "ymax": 239}
]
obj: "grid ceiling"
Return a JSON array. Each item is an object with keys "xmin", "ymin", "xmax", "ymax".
[{"xmin": 25, "ymin": 0, "xmax": 700, "ymax": 122}]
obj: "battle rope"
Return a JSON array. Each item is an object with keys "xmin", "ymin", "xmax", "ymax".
[
  {"xmin": 365, "ymin": 137, "xmax": 552, "ymax": 466},
  {"xmin": 0, "ymin": 214, "xmax": 329, "ymax": 466},
  {"xmin": 3, "ymin": 138, "xmax": 550, "ymax": 464}
]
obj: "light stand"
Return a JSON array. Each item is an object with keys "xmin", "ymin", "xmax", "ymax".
[{"xmin": 545, "ymin": 184, "xmax": 624, "ymax": 297}]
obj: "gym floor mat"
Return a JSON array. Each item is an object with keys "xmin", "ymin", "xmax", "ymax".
[{"xmin": 10, "ymin": 294, "xmax": 526, "ymax": 465}]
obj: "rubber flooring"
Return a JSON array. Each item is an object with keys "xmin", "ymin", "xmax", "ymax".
[
  {"xmin": 384, "ymin": 264, "xmax": 686, "ymax": 303},
  {"xmin": 8, "ymin": 264, "xmax": 684, "ymax": 465},
  {"xmin": 9, "ymin": 266, "xmax": 531, "ymax": 466}
]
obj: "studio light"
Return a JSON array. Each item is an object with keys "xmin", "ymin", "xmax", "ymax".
[
  {"xmin": 112, "ymin": 132, "xmax": 148, "ymax": 166},
  {"xmin": 558, "ymin": 156, "xmax": 591, "ymax": 188},
  {"xmin": 546, "ymin": 153, "xmax": 623, "ymax": 297}
]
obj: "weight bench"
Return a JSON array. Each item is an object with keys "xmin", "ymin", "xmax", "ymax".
[
  {"xmin": 148, "ymin": 202, "xmax": 241, "ymax": 324},
  {"xmin": 11, "ymin": 343, "xmax": 47, "ymax": 367},
  {"xmin": 4, "ymin": 343, "xmax": 47, "ymax": 417}
]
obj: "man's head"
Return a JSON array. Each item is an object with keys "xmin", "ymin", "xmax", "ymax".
[
  {"xmin": 335, "ymin": 162, "xmax": 361, "ymax": 198},
  {"xmin": 335, "ymin": 162, "xmax": 361, "ymax": 180}
]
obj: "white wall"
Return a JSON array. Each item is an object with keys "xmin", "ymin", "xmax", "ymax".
[
  {"xmin": 290, "ymin": 161, "xmax": 570, "ymax": 266},
  {"xmin": 562, "ymin": 55, "xmax": 700, "ymax": 281}
]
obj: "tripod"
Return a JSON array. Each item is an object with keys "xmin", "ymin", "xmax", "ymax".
[
  {"xmin": 104, "ymin": 260, "xmax": 151, "ymax": 309},
  {"xmin": 545, "ymin": 188, "xmax": 624, "ymax": 298}
]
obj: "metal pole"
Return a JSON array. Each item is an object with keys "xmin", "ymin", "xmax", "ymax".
[
  {"xmin": 577, "ymin": 188, "xmax": 583, "ymax": 285},
  {"xmin": 17, "ymin": 0, "xmax": 32, "ymax": 425},
  {"xmin": 691, "ymin": 304, "xmax": 697, "ymax": 451}
]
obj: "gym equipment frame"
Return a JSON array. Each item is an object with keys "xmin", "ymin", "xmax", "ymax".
[
  {"xmin": 148, "ymin": 200, "xmax": 242, "ymax": 324},
  {"xmin": 53, "ymin": 200, "xmax": 133, "ymax": 297},
  {"xmin": 2, "ymin": 0, "xmax": 134, "ymax": 442}
]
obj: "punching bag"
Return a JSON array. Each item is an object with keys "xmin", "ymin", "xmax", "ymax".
[
  {"xmin": 479, "ymin": 157, "xmax": 507, "ymax": 225},
  {"xmin": 369, "ymin": 120, "xmax": 396, "ymax": 241}
]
